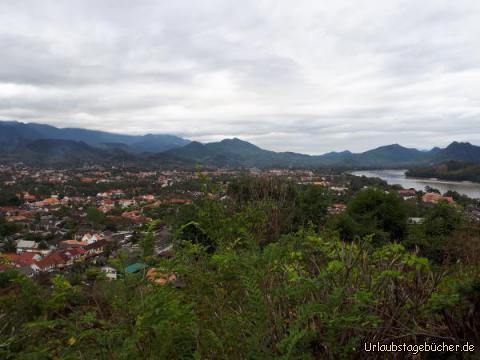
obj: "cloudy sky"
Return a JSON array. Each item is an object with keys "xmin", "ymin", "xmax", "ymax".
[{"xmin": 1, "ymin": 0, "xmax": 480, "ymax": 154}]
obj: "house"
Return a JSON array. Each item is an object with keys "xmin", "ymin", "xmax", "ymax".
[
  {"xmin": 81, "ymin": 233, "xmax": 100, "ymax": 244},
  {"xmin": 398, "ymin": 189, "xmax": 417, "ymax": 200},
  {"xmin": 22, "ymin": 192, "xmax": 37, "ymax": 202},
  {"xmin": 0, "ymin": 206, "xmax": 19, "ymax": 217},
  {"xmin": 16, "ymin": 240, "xmax": 39, "ymax": 254},
  {"xmin": 100, "ymin": 199, "xmax": 115, "ymax": 208},
  {"xmin": 33, "ymin": 252, "xmax": 68, "ymax": 272},
  {"xmin": 59, "ymin": 240, "xmax": 88, "ymax": 249},
  {"xmin": 84, "ymin": 240, "xmax": 108, "ymax": 256},
  {"xmin": 139, "ymin": 195, "xmax": 155, "ymax": 202},
  {"xmin": 121, "ymin": 211, "xmax": 152, "ymax": 224},
  {"xmin": 109, "ymin": 231, "xmax": 132, "ymax": 243},
  {"xmin": 5, "ymin": 215, "xmax": 28, "ymax": 223},
  {"xmin": 330, "ymin": 186, "xmax": 348, "ymax": 195},
  {"xmin": 109, "ymin": 190, "xmax": 126, "ymax": 198},
  {"xmin": 422, "ymin": 193, "xmax": 455, "ymax": 205},
  {"xmin": 3, "ymin": 252, "xmax": 42, "ymax": 267},
  {"xmin": 465, "ymin": 204, "xmax": 480, "ymax": 221},
  {"xmin": 119, "ymin": 199, "xmax": 136, "ymax": 208},
  {"xmin": 41, "ymin": 197, "xmax": 61, "ymax": 207},
  {"xmin": 101, "ymin": 266, "xmax": 117, "ymax": 280},
  {"xmin": 166, "ymin": 198, "xmax": 192, "ymax": 205},
  {"xmin": 81, "ymin": 177, "xmax": 96, "ymax": 183},
  {"xmin": 62, "ymin": 248, "xmax": 86, "ymax": 264},
  {"xmin": 328, "ymin": 203, "xmax": 347, "ymax": 215},
  {"xmin": 408, "ymin": 217, "xmax": 425, "ymax": 225}
]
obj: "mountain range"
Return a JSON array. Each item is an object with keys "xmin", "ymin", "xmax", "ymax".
[
  {"xmin": 1, "ymin": 121, "xmax": 480, "ymax": 169},
  {"xmin": 0, "ymin": 121, "xmax": 189, "ymax": 153}
]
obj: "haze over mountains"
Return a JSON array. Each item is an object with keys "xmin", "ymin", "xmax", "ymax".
[{"xmin": 1, "ymin": 121, "xmax": 480, "ymax": 169}]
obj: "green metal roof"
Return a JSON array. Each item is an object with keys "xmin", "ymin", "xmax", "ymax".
[{"xmin": 125, "ymin": 262, "xmax": 147, "ymax": 274}]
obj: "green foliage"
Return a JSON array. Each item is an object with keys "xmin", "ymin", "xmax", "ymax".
[
  {"xmin": 85, "ymin": 267, "xmax": 106, "ymax": 282},
  {"xmin": 295, "ymin": 185, "xmax": 331, "ymax": 230},
  {"xmin": 1, "ymin": 176, "xmax": 480, "ymax": 359},
  {"xmin": 86, "ymin": 206, "xmax": 107, "ymax": 229},
  {"xmin": 423, "ymin": 201, "xmax": 462, "ymax": 237},
  {"xmin": 328, "ymin": 188, "xmax": 407, "ymax": 244},
  {"xmin": 1, "ymin": 238, "xmax": 17, "ymax": 252},
  {"xmin": 0, "ymin": 274, "xmax": 196, "ymax": 359},
  {"xmin": 178, "ymin": 221, "xmax": 215, "ymax": 253},
  {"xmin": 405, "ymin": 202, "xmax": 464, "ymax": 263},
  {"xmin": 141, "ymin": 230, "xmax": 155, "ymax": 258},
  {"xmin": 0, "ymin": 216, "xmax": 22, "ymax": 237},
  {"xmin": 407, "ymin": 160, "xmax": 480, "ymax": 184},
  {"xmin": 0, "ymin": 192, "xmax": 21, "ymax": 207},
  {"xmin": 0, "ymin": 268, "xmax": 20, "ymax": 288}
]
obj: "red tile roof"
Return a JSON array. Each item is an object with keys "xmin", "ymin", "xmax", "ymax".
[
  {"xmin": 3, "ymin": 252, "xmax": 39, "ymax": 266},
  {"xmin": 35, "ymin": 252, "xmax": 68, "ymax": 270}
]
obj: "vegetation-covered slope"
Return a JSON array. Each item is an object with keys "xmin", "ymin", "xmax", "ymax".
[{"xmin": 1, "ymin": 177, "xmax": 479, "ymax": 359}]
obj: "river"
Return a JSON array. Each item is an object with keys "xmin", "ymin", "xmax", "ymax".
[{"xmin": 350, "ymin": 169, "xmax": 480, "ymax": 199}]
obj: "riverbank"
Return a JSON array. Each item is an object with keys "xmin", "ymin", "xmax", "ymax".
[
  {"xmin": 406, "ymin": 161, "xmax": 480, "ymax": 184},
  {"xmin": 350, "ymin": 169, "xmax": 480, "ymax": 199}
]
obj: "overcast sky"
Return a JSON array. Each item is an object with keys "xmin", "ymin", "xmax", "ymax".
[{"xmin": 1, "ymin": 0, "xmax": 480, "ymax": 154}]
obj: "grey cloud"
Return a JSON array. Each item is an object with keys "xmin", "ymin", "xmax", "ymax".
[{"xmin": 1, "ymin": 0, "xmax": 480, "ymax": 154}]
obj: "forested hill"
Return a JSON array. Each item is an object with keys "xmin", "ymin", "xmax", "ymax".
[
  {"xmin": 0, "ymin": 121, "xmax": 189, "ymax": 153},
  {"xmin": 407, "ymin": 161, "xmax": 480, "ymax": 183},
  {"xmin": 165, "ymin": 139, "xmax": 480, "ymax": 169},
  {"xmin": 3, "ymin": 121, "xmax": 480, "ymax": 169}
]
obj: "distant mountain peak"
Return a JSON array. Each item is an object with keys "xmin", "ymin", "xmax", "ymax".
[
  {"xmin": 326, "ymin": 150, "xmax": 352, "ymax": 155},
  {"xmin": 183, "ymin": 141, "xmax": 205, "ymax": 148},
  {"xmin": 432, "ymin": 141, "xmax": 480, "ymax": 164},
  {"xmin": 219, "ymin": 137, "xmax": 259, "ymax": 147},
  {"xmin": 447, "ymin": 141, "xmax": 472, "ymax": 148},
  {"xmin": 374, "ymin": 143, "xmax": 407, "ymax": 150}
]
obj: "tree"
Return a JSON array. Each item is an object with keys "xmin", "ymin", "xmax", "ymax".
[
  {"xmin": 0, "ymin": 216, "xmax": 22, "ymax": 237},
  {"xmin": 295, "ymin": 185, "xmax": 330, "ymax": 230},
  {"xmin": 142, "ymin": 229, "xmax": 155, "ymax": 258},
  {"xmin": 38, "ymin": 240, "xmax": 49, "ymax": 250},
  {"xmin": 405, "ymin": 201, "xmax": 464, "ymax": 263},
  {"xmin": 178, "ymin": 221, "xmax": 215, "ymax": 253},
  {"xmin": 329, "ymin": 188, "xmax": 408, "ymax": 244},
  {"xmin": 423, "ymin": 201, "xmax": 462, "ymax": 237},
  {"xmin": 425, "ymin": 186, "xmax": 440, "ymax": 194},
  {"xmin": 1, "ymin": 238, "xmax": 17, "ymax": 253},
  {"xmin": 86, "ymin": 207, "xmax": 106, "ymax": 229}
]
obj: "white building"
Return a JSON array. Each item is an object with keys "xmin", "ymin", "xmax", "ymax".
[
  {"xmin": 16, "ymin": 240, "xmax": 39, "ymax": 254},
  {"xmin": 101, "ymin": 266, "xmax": 117, "ymax": 280}
]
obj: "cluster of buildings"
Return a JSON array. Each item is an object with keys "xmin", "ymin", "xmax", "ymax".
[
  {"xmin": 0, "ymin": 165, "xmax": 201, "ymax": 278},
  {"xmin": 422, "ymin": 192, "xmax": 455, "ymax": 204},
  {"xmin": 398, "ymin": 188, "xmax": 456, "ymax": 205},
  {"xmin": 4, "ymin": 163, "xmax": 478, "ymax": 282},
  {"xmin": 1, "ymin": 233, "xmax": 109, "ymax": 276}
]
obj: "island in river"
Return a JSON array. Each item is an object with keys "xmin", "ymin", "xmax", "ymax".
[
  {"xmin": 350, "ymin": 168, "xmax": 480, "ymax": 199},
  {"xmin": 405, "ymin": 161, "xmax": 480, "ymax": 184}
]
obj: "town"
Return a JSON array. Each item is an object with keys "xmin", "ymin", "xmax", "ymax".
[
  {"xmin": 2, "ymin": 163, "xmax": 480, "ymax": 279},
  {"xmin": 0, "ymin": 165, "xmax": 336, "ymax": 276}
]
